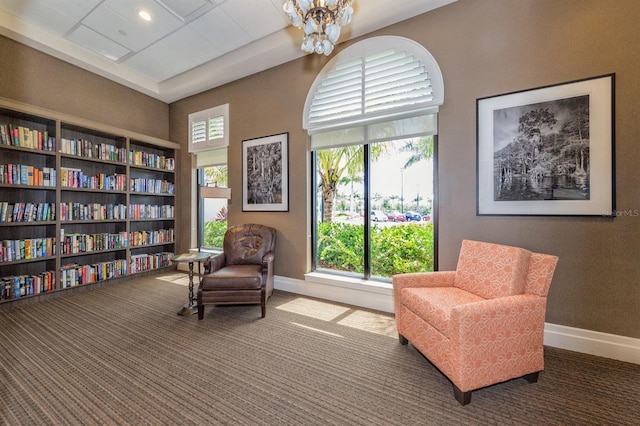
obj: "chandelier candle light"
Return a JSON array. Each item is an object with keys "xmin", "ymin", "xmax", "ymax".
[{"xmin": 283, "ymin": 0, "xmax": 354, "ymax": 56}]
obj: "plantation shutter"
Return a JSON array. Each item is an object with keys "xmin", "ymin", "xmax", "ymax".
[
  {"xmin": 189, "ymin": 104, "xmax": 229, "ymax": 154},
  {"xmin": 305, "ymin": 37, "xmax": 444, "ymax": 136},
  {"xmin": 305, "ymin": 37, "xmax": 443, "ymax": 150}
]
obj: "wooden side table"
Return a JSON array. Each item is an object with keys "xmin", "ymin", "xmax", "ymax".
[{"xmin": 171, "ymin": 252, "xmax": 211, "ymax": 316}]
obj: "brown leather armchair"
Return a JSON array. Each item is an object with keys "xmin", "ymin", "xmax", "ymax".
[{"xmin": 197, "ymin": 224, "xmax": 276, "ymax": 319}]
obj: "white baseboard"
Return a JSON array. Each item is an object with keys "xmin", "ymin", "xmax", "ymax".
[
  {"xmin": 274, "ymin": 275, "xmax": 640, "ymax": 365},
  {"xmin": 543, "ymin": 323, "xmax": 640, "ymax": 365}
]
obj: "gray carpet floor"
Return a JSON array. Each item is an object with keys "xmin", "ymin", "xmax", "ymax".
[{"xmin": 1, "ymin": 271, "xmax": 639, "ymax": 425}]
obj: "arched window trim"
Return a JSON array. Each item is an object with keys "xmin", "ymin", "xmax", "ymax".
[{"xmin": 303, "ymin": 36, "xmax": 444, "ymax": 133}]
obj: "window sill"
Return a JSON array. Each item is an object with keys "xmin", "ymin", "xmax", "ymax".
[{"xmin": 304, "ymin": 272, "xmax": 393, "ymax": 296}]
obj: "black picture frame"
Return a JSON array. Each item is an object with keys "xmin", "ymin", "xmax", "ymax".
[
  {"xmin": 476, "ymin": 74, "xmax": 615, "ymax": 216},
  {"xmin": 242, "ymin": 132, "xmax": 289, "ymax": 212}
]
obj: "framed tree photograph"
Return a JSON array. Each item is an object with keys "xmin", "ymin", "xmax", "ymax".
[
  {"xmin": 242, "ymin": 132, "xmax": 289, "ymax": 212},
  {"xmin": 477, "ymin": 74, "xmax": 615, "ymax": 216}
]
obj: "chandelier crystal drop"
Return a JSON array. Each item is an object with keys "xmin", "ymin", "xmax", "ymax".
[{"xmin": 283, "ymin": 0, "xmax": 355, "ymax": 56}]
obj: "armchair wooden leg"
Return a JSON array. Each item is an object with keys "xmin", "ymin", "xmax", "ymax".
[
  {"xmin": 197, "ymin": 304, "xmax": 204, "ymax": 320},
  {"xmin": 453, "ymin": 385, "xmax": 471, "ymax": 406},
  {"xmin": 524, "ymin": 371, "xmax": 540, "ymax": 383},
  {"xmin": 399, "ymin": 334, "xmax": 408, "ymax": 345}
]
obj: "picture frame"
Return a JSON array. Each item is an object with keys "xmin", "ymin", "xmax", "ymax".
[
  {"xmin": 477, "ymin": 74, "xmax": 615, "ymax": 216},
  {"xmin": 242, "ymin": 132, "xmax": 289, "ymax": 212}
]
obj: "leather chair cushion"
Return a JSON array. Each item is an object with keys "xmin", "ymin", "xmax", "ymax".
[{"xmin": 201, "ymin": 264, "xmax": 263, "ymax": 291}]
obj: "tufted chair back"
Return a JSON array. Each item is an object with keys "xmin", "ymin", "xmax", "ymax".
[{"xmin": 224, "ymin": 224, "xmax": 276, "ymax": 266}]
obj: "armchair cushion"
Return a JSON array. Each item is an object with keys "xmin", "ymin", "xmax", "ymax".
[
  {"xmin": 402, "ymin": 287, "xmax": 484, "ymax": 337},
  {"xmin": 200, "ymin": 264, "xmax": 263, "ymax": 291},
  {"xmin": 454, "ymin": 239, "xmax": 531, "ymax": 299}
]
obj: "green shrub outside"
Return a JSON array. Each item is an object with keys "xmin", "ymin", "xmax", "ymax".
[
  {"xmin": 203, "ymin": 220, "xmax": 227, "ymax": 248},
  {"xmin": 317, "ymin": 222, "xmax": 434, "ymax": 277}
]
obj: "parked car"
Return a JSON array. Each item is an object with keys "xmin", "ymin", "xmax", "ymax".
[
  {"xmin": 422, "ymin": 214, "xmax": 432, "ymax": 222},
  {"xmin": 405, "ymin": 211, "xmax": 422, "ymax": 221},
  {"xmin": 389, "ymin": 210, "xmax": 406, "ymax": 222},
  {"xmin": 371, "ymin": 210, "xmax": 387, "ymax": 222}
]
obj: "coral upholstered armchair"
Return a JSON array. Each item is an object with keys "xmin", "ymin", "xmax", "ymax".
[{"xmin": 392, "ymin": 240, "xmax": 558, "ymax": 405}]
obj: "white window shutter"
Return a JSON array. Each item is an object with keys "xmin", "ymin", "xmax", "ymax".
[{"xmin": 189, "ymin": 104, "xmax": 229, "ymax": 153}]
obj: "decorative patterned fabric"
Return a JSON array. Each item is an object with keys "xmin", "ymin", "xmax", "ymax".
[
  {"xmin": 454, "ymin": 239, "xmax": 531, "ymax": 299},
  {"xmin": 393, "ymin": 239, "xmax": 558, "ymax": 395},
  {"xmin": 525, "ymin": 252, "xmax": 559, "ymax": 297},
  {"xmin": 401, "ymin": 287, "xmax": 484, "ymax": 337}
]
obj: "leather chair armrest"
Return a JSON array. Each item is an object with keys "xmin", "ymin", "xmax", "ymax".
[
  {"xmin": 262, "ymin": 251, "xmax": 275, "ymax": 265},
  {"xmin": 205, "ymin": 253, "xmax": 226, "ymax": 274}
]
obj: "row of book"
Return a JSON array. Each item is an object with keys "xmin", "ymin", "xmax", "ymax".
[
  {"xmin": 1, "ymin": 251, "xmax": 173, "ymax": 297},
  {"xmin": 130, "ymin": 178, "xmax": 174, "ymax": 194},
  {"xmin": 0, "ymin": 202, "xmax": 175, "ymax": 223},
  {"xmin": 60, "ymin": 138, "xmax": 128, "ymax": 163},
  {"xmin": 130, "ymin": 252, "xmax": 173, "ymax": 274},
  {"xmin": 0, "ymin": 202, "xmax": 55, "ymax": 223},
  {"xmin": 129, "ymin": 151, "xmax": 175, "ymax": 171},
  {"xmin": 1, "ymin": 238, "xmax": 56, "ymax": 263},
  {"xmin": 129, "ymin": 204, "xmax": 174, "ymax": 219},
  {"xmin": 60, "ymin": 202, "xmax": 126, "ymax": 221},
  {"xmin": 0, "ymin": 124, "xmax": 56, "ymax": 151},
  {"xmin": 61, "ymin": 252, "xmax": 173, "ymax": 287},
  {"xmin": 60, "ymin": 260, "xmax": 128, "ymax": 288},
  {"xmin": 0, "ymin": 164, "xmax": 57, "ymax": 187},
  {"xmin": 60, "ymin": 232, "xmax": 129, "ymax": 255},
  {"xmin": 129, "ymin": 229, "xmax": 174, "ymax": 247},
  {"xmin": 0, "ymin": 271, "xmax": 55, "ymax": 300},
  {"xmin": 59, "ymin": 228, "xmax": 174, "ymax": 254},
  {"xmin": 60, "ymin": 167, "xmax": 127, "ymax": 191}
]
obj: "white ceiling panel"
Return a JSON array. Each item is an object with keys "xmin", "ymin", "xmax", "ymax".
[
  {"xmin": 189, "ymin": 7, "xmax": 251, "ymax": 54},
  {"xmin": 40, "ymin": 0, "xmax": 101, "ymax": 21},
  {"xmin": 220, "ymin": 0, "xmax": 287, "ymax": 41},
  {"xmin": 157, "ymin": 0, "xmax": 213, "ymax": 22},
  {"xmin": 81, "ymin": 7, "xmax": 156, "ymax": 52},
  {"xmin": 123, "ymin": 26, "xmax": 223, "ymax": 82},
  {"xmin": 0, "ymin": 0, "xmax": 457, "ymax": 102},
  {"xmin": 160, "ymin": 25, "xmax": 223, "ymax": 65},
  {"xmin": 122, "ymin": 40, "xmax": 189, "ymax": 82},
  {"xmin": 100, "ymin": 0, "xmax": 183, "ymax": 38},
  {"xmin": 0, "ymin": 0, "xmax": 77, "ymax": 36},
  {"xmin": 66, "ymin": 24, "xmax": 130, "ymax": 61}
]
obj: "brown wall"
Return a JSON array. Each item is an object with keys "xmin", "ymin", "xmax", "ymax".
[
  {"xmin": 0, "ymin": 36, "xmax": 169, "ymax": 140},
  {"xmin": 1, "ymin": 0, "xmax": 637, "ymax": 340},
  {"xmin": 170, "ymin": 0, "xmax": 640, "ymax": 340}
]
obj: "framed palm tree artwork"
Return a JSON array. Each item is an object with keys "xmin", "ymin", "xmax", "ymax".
[
  {"xmin": 476, "ymin": 74, "xmax": 615, "ymax": 216},
  {"xmin": 242, "ymin": 132, "xmax": 289, "ymax": 212}
]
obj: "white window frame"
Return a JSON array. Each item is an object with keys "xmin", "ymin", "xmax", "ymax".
[{"xmin": 188, "ymin": 104, "xmax": 229, "ymax": 153}]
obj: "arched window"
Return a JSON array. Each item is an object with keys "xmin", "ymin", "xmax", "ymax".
[{"xmin": 306, "ymin": 36, "xmax": 444, "ymax": 281}]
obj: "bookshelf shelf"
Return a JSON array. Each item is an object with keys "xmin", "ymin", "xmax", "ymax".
[{"xmin": 0, "ymin": 97, "xmax": 180, "ymax": 307}]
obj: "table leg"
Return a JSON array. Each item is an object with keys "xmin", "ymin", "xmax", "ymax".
[{"xmin": 177, "ymin": 261, "xmax": 198, "ymax": 316}]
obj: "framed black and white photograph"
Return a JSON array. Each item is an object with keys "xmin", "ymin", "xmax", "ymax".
[
  {"xmin": 242, "ymin": 132, "xmax": 289, "ymax": 212},
  {"xmin": 477, "ymin": 74, "xmax": 615, "ymax": 216}
]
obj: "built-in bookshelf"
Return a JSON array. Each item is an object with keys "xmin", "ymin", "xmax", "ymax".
[{"xmin": 0, "ymin": 98, "xmax": 179, "ymax": 307}]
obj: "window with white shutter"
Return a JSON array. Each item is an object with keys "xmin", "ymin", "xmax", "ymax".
[
  {"xmin": 188, "ymin": 104, "xmax": 229, "ymax": 153},
  {"xmin": 304, "ymin": 36, "xmax": 444, "ymax": 133}
]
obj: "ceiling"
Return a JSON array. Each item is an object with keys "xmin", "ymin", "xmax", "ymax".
[{"xmin": 0, "ymin": 0, "xmax": 455, "ymax": 103}]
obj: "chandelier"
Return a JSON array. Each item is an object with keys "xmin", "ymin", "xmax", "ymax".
[{"xmin": 283, "ymin": 0, "xmax": 354, "ymax": 56}]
